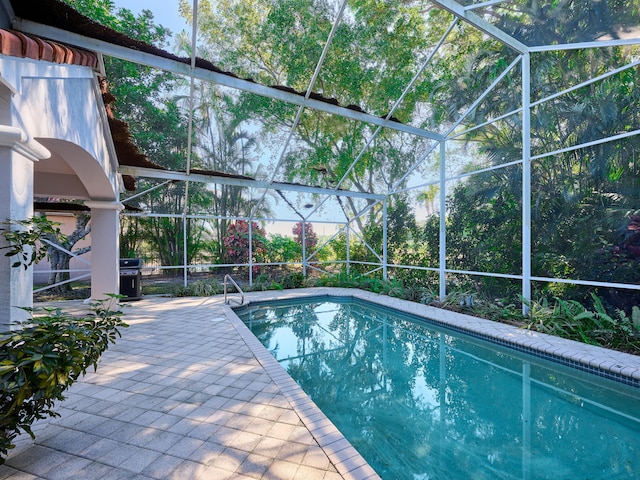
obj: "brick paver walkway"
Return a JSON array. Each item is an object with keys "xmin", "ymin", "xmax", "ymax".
[{"xmin": 0, "ymin": 295, "xmax": 379, "ymax": 480}]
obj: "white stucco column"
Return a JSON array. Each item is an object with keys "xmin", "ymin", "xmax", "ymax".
[
  {"xmin": 84, "ymin": 200, "xmax": 124, "ymax": 301},
  {"xmin": 0, "ymin": 126, "xmax": 50, "ymax": 329}
]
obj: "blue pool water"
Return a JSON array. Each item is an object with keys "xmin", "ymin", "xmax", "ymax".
[{"xmin": 235, "ymin": 296, "xmax": 640, "ymax": 480}]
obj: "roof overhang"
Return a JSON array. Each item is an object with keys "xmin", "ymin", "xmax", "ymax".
[
  {"xmin": 119, "ymin": 165, "xmax": 385, "ymax": 201},
  {"xmin": 14, "ymin": 19, "xmax": 444, "ymax": 143}
]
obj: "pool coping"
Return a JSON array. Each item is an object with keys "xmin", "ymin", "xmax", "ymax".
[
  {"xmin": 231, "ymin": 287, "xmax": 640, "ymax": 388},
  {"xmin": 222, "ymin": 294, "xmax": 381, "ymax": 480}
]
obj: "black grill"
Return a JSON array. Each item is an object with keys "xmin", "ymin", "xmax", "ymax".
[{"xmin": 119, "ymin": 258, "xmax": 142, "ymax": 300}]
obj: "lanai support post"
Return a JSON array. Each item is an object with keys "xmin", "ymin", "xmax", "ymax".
[
  {"xmin": 182, "ymin": 210, "xmax": 188, "ymax": 287},
  {"xmin": 346, "ymin": 222, "xmax": 350, "ymax": 274},
  {"xmin": 382, "ymin": 197, "xmax": 388, "ymax": 280},
  {"xmin": 85, "ymin": 200, "xmax": 123, "ymax": 302},
  {"xmin": 439, "ymin": 141, "xmax": 447, "ymax": 301},
  {"xmin": 0, "ymin": 125, "xmax": 49, "ymax": 328},
  {"xmin": 302, "ymin": 219, "xmax": 307, "ymax": 277},
  {"xmin": 522, "ymin": 53, "xmax": 532, "ymax": 315}
]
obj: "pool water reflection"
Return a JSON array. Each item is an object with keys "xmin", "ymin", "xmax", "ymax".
[{"xmin": 235, "ymin": 297, "xmax": 640, "ymax": 480}]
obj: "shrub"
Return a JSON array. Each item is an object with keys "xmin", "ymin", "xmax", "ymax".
[
  {"xmin": 0, "ymin": 217, "xmax": 64, "ymax": 269},
  {"xmin": 173, "ymin": 280, "xmax": 220, "ymax": 297},
  {"xmin": 316, "ymin": 270, "xmax": 363, "ymax": 288},
  {"xmin": 525, "ymin": 293, "xmax": 640, "ymax": 353},
  {"xmin": 292, "ymin": 222, "xmax": 318, "ymax": 253},
  {"xmin": 222, "ymin": 221, "xmax": 267, "ymax": 268},
  {"xmin": 0, "ymin": 298, "xmax": 127, "ymax": 461},
  {"xmin": 281, "ymin": 272, "xmax": 305, "ymax": 289},
  {"xmin": 266, "ymin": 234, "xmax": 300, "ymax": 263}
]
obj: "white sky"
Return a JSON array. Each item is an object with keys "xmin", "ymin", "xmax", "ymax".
[{"xmin": 111, "ymin": 0, "xmax": 190, "ymax": 38}]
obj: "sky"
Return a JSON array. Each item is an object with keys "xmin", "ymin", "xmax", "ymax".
[{"xmin": 111, "ymin": 0, "xmax": 190, "ymax": 37}]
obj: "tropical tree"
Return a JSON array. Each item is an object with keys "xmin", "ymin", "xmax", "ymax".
[
  {"xmin": 42, "ymin": 213, "xmax": 91, "ymax": 293},
  {"xmin": 222, "ymin": 220, "xmax": 268, "ymax": 267},
  {"xmin": 292, "ymin": 221, "xmax": 318, "ymax": 254},
  {"xmin": 185, "ymin": 83, "xmax": 273, "ymax": 260},
  {"xmin": 179, "ymin": 0, "xmax": 443, "ymax": 230},
  {"xmin": 63, "ymin": 0, "xmax": 216, "ymax": 268}
]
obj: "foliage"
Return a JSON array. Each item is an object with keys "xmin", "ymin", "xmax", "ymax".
[
  {"xmin": 222, "ymin": 221, "xmax": 267, "ymax": 266},
  {"xmin": 265, "ymin": 234, "xmax": 301, "ymax": 263},
  {"xmin": 173, "ymin": 279, "xmax": 220, "ymax": 297},
  {"xmin": 525, "ymin": 293, "xmax": 640, "ymax": 353},
  {"xmin": 63, "ymin": 0, "xmax": 219, "ymax": 268},
  {"xmin": 292, "ymin": 222, "xmax": 318, "ymax": 254},
  {"xmin": 0, "ymin": 297, "xmax": 127, "ymax": 460},
  {"xmin": 39, "ymin": 213, "xmax": 91, "ymax": 293},
  {"xmin": 252, "ymin": 273, "xmax": 283, "ymax": 291},
  {"xmin": 183, "ymin": 87, "xmax": 272, "ymax": 260},
  {"xmin": 444, "ymin": 169, "xmax": 522, "ymax": 276},
  {"xmin": 316, "ymin": 271, "xmax": 406, "ymax": 299},
  {"xmin": 0, "ymin": 217, "xmax": 64, "ymax": 270},
  {"xmin": 184, "ymin": 0, "xmax": 441, "ymax": 223},
  {"xmin": 281, "ymin": 272, "xmax": 305, "ymax": 289}
]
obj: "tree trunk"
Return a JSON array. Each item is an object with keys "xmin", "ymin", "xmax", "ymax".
[{"xmin": 44, "ymin": 213, "xmax": 91, "ymax": 293}]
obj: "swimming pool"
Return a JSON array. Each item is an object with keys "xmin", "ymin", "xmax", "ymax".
[{"xmin": 235, "ymin": 295, "xmax": 640, "ymax": 480}]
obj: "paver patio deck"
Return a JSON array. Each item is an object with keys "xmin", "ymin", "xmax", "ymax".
[{"xmin": 0, "ymin": 293, "xmax": 380, "ymax": 480}]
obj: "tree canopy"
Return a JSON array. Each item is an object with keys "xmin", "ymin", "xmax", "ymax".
[{"xmin": 59, "ymin": 0, "xmax": 640, "ymax": 310}]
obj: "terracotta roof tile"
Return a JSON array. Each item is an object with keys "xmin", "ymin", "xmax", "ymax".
[
  {"xmin": 34, "ymin": 37, "xmax": 54, "ymax": 62},
  {"xmin": 0, "ymin": 28, "xmax": 97, "ymax": 68},
  {"xmin": 0, "ymin": 30, "xmax": 22, "ymax": 57},
  {"xmin": 11, "ymin": 30, "xmax": 38, "ymax": 58}
]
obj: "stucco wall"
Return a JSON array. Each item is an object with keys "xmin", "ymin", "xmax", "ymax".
[{"xmin": 2, "ymin": 56, "xmax": 120, "ymax": 200}]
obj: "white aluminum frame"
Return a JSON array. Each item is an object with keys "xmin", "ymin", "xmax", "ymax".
[{"xmin": 18, "ymin": 0, "xmax": 640, "ymax": 305}]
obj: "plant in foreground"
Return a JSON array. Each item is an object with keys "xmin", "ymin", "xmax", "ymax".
[
  {"xmin": 0, "ymin": 217, "xmax": 65, "ymax": 269},
  {"xmin": 0, "ymin": 296, "xmax": 127, "ymax": 461}
]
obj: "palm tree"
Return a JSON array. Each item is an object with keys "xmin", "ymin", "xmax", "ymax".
[{"xmin": 190, "ymin": 83, "xmax": 273, "ymax": 260}]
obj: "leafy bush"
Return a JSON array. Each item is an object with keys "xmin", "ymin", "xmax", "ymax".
[
  {"xmin": 0, "ymin": 298, "xmax": 127, "ymax": 461},
  {"xmin": 250, "ymin": 273, "xmax": 283, "ymax": 291},
  {"xmin": 525, "ymin": 293, "xmax": 640, "ymax": 353},
  {"xmin": 316, "ymin": 270, "xmax": 363, "ymax": 288},
  {"xmin": 174, "ymin": 280, "xmax": 220, "ymax": 297},
  {"xmin": 265, "ymin": 234, "xmax": 300, "ymax": 263},
  {"xmin": 281, "ymin": 272, "xmax": 305, "ymax": 289},
  {"xmin": 222, "ymin": 221, "xmax": 267, "ymax": 268},
  {"xmin": 0, "ymin": 217, "xmax": 64, "ymax": 269},
  {"xmin": 292, "ymin": 221, "xmax": 318, "ymax": 253}
]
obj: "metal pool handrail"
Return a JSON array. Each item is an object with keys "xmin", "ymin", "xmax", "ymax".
[{"xmin": 224, "ymin": 274, "xmax": 244, "ymax": 305}]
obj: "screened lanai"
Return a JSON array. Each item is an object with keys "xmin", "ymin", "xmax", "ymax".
[{"xmin": 4, "ymin": 0, "xmax": 640, "ymax": 315}]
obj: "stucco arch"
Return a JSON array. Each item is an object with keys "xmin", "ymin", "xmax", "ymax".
[{"xmin": 34, "ymin": 138, "xmax": 118, "ymax": 201}]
